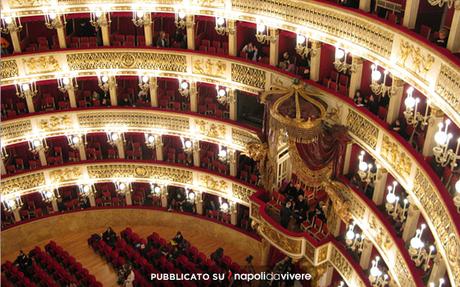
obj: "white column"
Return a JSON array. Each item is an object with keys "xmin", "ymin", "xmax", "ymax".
[
  {"xmin": 100, "ymin": 14, "xmax": 111, "ymax": 46},
  {"xmin": 38, "ymin": 150, "xmax": 47, "ymax": 166},
  {"xmin": 342, "ymin": 143, "xmax": 353, "ymax": 175},
  {"xmin": 310, "ymin": 41, "xmax": 322, "ymax": 82},
  {"xmin": 196, "ymin": 192, "xmax": 203, "ymax": 215},
  {"xmin": 229, "ymin": 149, "xmax": 237, "ymax": 177},
  {"xmin": 144, "ymin": 14, "xmax": 153, "ymax": 46},
  {"xmin": 359, "ymin": 239, "xmax": 373, "ymax": 269},
  {"xmin": 372, "ymin": 169, "xmax": 388, "ymax": 205},
  {"xmin": 1, "ymin": 159, "xmax": 6, "ymax": 175},
  {"xmin": 125, "ymin": 192, "xmax": 132, "ymax": 205},
  {"xmin": 428, "ymin": 254, "xmax": 447, "ymax": 284},
  {"xmin": 269, "ymin": 28, "xmax": 279, "ymax": 66},
  {"xmin": 9, "ymin": 29, "xmax": 22, "ymax": 53},
  {"xmin": 386, "ymin": 78, "xmax": 404, "ymax": 124},
  {"xmin": 161, "ymin": 186, "xmax": 168, "ymax": 208},
  {"xmin": 116, "ymin": 141, "xmax": 125, "ymax": 159},
  {"xmin": 186, "ymin": 15, "xmax": 195, "ymax": 50},
  {"xmin": 193, "ymin": 141, "xmax": 200, "ymax": 168},
  {"xmin": 155, "ymin": 136, "xmax": 164, "ymax": 161},
  {"xmin": 348, "ymin": 57, "xmax": 363, "ymax": 99},
  {"xmin": 402, "ymin": 203, "xmax": 420, "ymax": 241},
  {"xmin": 109, "ymin": 76, "xmax": 118, "ymax": 106},
  {"xmin": 230, "ymin": 204, "xmax": 237, "ymax": 225},
  {"xmin": 67, "ymin": 86, "xmax": 77, "ymax": 108},
  {"xmin": 229, "ymin": 89, "xmax": 237, "ymax": 120},
  {"xmin": 78, "ymin": 145, "xmax": 87, "ymax": 161},
  {"xmin": 25, "ymin": 95, "xmax": 35, "ymax": 113},
  {"xmin": 422, "ymin": 109, "xmax": 444, "ymax": 156},
  {"xmin": 190, "ymin": 82, "xmax": 198, "ymax": 112},
  {"xmin": 51, "ymin": 199, "xmax": 59, "ymax": 212},
  {"xmin": 56, "ymin": 19, "xmax": 67, "ymax": 49},
  {"xmin": 447, "ymin": 4, "xmax": 460, "ymax": 53},
  {"xmin": 150, "ymin": 77, "xmax": 158, "ymax": 107},
  {"xmin": 13, "ymin": 209, "xmax": 21, "ymax": 222},
  {"xmin": 228, "ymin": 20, "xmax": 237, "ymax": 56},
  {"xmin": 402, "ymin": 0, "xmax": 420, "ymax": 29},
  {"xmin": 89, "ymin": 194, "xmax": 96, "ymax": 207},
  {"xmin": 359, "ymin": 0, "xmax": 372, "ymax": 12}
]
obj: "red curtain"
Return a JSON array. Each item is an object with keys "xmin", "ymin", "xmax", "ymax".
[{"xmin": 295, "ymin": 125, "xmax": 350, "ymax": 177}]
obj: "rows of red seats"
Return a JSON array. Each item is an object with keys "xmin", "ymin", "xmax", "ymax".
[{"xmin": 1, "ymin": 261, "xmax": 36, "ymax": 287}]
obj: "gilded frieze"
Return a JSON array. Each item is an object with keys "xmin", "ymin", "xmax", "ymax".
[
  {"xmin": 257, "ymin": 221, "xmax": 302, "ymax": 255},
  {"xmin": 317, "ymin": 245, "xmax": 328, "ymax": 263},
  {"xmin": 232, "ymin": 183, "xmax": 256, "ymax": 203},
  {"xmin": 346, "ymin": 109, "xmax": 378, "ymax": 148},
  {"xmin": 192, "ymin": 58, "xmax": 226, "ymax": 78},
  {"xmin": 231, "ymin": 63, "xmax": 266, "ymax": 89},
  {"xmin": 232, "ymin": 128, "xmax": 261, "ymax": 148},
  {"xmin": 0, "ymin": 173, "xmax": 46, "ymax": 195},
  {"xmin": 49, "ymin": 167, "xmax": 82, "ymax": 183},
  {"xmin": 7, "ymin": 0, "xmax": 52, "ymax": 8},
  {"xmin": 23, "ymin": 56, "xmax": 60, "ymax": 75},
  {"xmin": 0, "ymin": 119, "xmax": 32, "ymax": 143},
  {"xmin": 0, "ymin": 59, "xmax": 19, "ymax": 79},
  {"xmin": 250, "ymin": 202, "xmax": 261, "ymax": 220},
  {"xmin": 200, "ymin": 175, "xmax": 228, "ymax": 192},
  {"xmin": 380, "ymin": 135, "xmax": 412, "ymax": 179},
  {"xmin": 66, "ymin": 52, "xmax": 187, "ymax": 72},
  {"xmin": 436, "ymin": 64, "xmax": 460, "ymax": 114},
  {"xmin": 194, "ymin": 119, "xmax": 226, "ymax": 139},
  {"xmin": 40, "ymin": 115, "xmax": 72, "ymax": 132},
  {"xmin": 399, "ymin": 41, "xmax": 434, "ymax": 79},
  {"xmin": 329, "ymin": 246, "xmax": 352, "ymax": 279}
]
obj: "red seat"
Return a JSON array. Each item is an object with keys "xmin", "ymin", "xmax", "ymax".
[{"xmin": 420, "ymin": 25, "xmax": 432, "ymax": 40}]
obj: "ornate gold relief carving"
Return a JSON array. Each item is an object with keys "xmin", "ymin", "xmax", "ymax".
[
  {"xmin": 200, "ymin": 175, "xmax": 228, "ymax": 191},
  {"xmin": 7, "ymin": 0, "xmax": 52, "ymax": 8},
  {"xmin": 346, "ymin": 109, "xmax": 378, "ymax": 148},
  {"xmin": 194, "ymin": 119, "xmax": 226, "ymax": 138},
  {"xmin": 436, "ymin": 64, "xmax": 460, "ymax": 113},
  {"xmin": 231, "ymin": 63, "xmax": 266, "ymax": 89},
  {"xmin": 40, "ymin": 115, "xmax": 72, "ymax": 132},
  {"xmin": 0, "ymin": 119, "xmax": 32, "ymax": 144},
  {"xmin": 0, "ymin": 173, "xmax": 46, "ymax": 195},
  {"xmin": 324, "ymin": 182, "xmax": 353, "ymax": 224},
  {"xmin": 380, "ymin": 135, "xmax": 412, "ymax": 179},
  {"xmin": 369, "ymin": 215, "xmax": 393, "ymax": 250},
  {"xmin": 257, "ymin": 220, "xmax": 302, "ymax": 254},
  {"xmin": 250, "ymin": 203, "xmax": 261, "ymax": 220},
  {"xmin": 49, "ymin": 167, "xmax": 82, "ymax": 183},
  {"xmin": 317, "ymin": 245, "xmax": 328, "ymax": 263},
  {"xmin": 243, "ymin": 142, "xmax": 267, "ymax": 161},
  {"xmin": 23, "ymin": 56, "xmax": 60, "ymax": 75},
  {"xmin": 232, "ymin": 183, "xmax": 256, "ymax": 203},
  {"xmin": 192, "ymin": 58, "xmax": 226, "ymax": 78},
  {"xmin": 232, "ymin": 128, "xmax": 261, "ymax": 147},
  {"xmin": 329, "ymin": 246, "xmax": 352, "ymax": 279},
  {"xmin": 399, "ymin": 41, "xmax": 434, "ymax": 78},
  {"xmin": 0, "ymin": 59, "xmax": 19, "ymax": 79},
  {"xmin": 66, "ymin": 52, "xmax": 187, "ymax": 72}
]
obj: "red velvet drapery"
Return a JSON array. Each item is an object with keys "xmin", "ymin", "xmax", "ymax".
[{"xmin": 295, "ymin": 125, "xmax": 349, "ymax": 178}]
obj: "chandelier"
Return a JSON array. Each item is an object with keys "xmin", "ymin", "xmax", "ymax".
[
  {"xmin": 333, "ymin": 48, "xmax": 355, "ymax": 73},
  {"xmin": 90, "ymin": 9, "xmax": 111, "ymax": 31},
  {"xmin": 57, "ymin": 75, "xmax": 78, "ymax": 94},
  {"xmin": 295, "ymin": 34, "xmax": 318, "ymax": 57},
  {"xmin": 1, "ymin": 194, "xmax": 23, "ymax": 212},
  {"xmin": 215, "ymin": 16, "xmax": 234, "ymax": 36},
  {"xmin": 255, "ymin": 21, "xmax": 277, "ymax": 44},
  {"xmin": 132, "ymin": 9, "xmax": 152, "ymax": 27},
  {"xmin": 370, "ymin": 65, "xmax": 399, "ymax": 98},
  {"xmin": 432, "ymin": 119, "xmax": 460, "ymax": 169},
  {"xmin": 1, "ymin": 15, "xmax": 22, "ymax": 34},
  {"xmin": 44, "ymin": 9, "xmax": 66, "ymax": 29},
  {"xmin": 15, "ymin": 81, "xmax": 38, "ymax": 99},
  {"xmin": 369, "ymin": 256, "xmax": 389, "ymax": 287},
  {"xmin": 28, "ymin": 137, "xmax": 48, "ymax": 154},
  {"xmin": 408, "ymin": 224, "xmax": 436, "ymax": 271}
]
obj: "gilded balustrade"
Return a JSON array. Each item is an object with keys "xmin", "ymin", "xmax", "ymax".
[
  {"xmin": 0, "ymin": 108, "xmax": 260, "ymax": 152},
  {"xmin": 1, "ymin": 0, "xmax": 459, "ymax": 128},
  {"xmin": 249, "ymin": 192, "xmax": 369, "ymax": 287},
  {"xmin": 0, "ymin": 161, "xmax": 259, "ymax": 206}
]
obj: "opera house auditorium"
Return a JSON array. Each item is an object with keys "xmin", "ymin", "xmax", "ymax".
[{"xmin": 0, "ymin": 0, "xmax": 459, "ymax": 286}]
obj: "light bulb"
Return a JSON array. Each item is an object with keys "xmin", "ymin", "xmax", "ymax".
[
  {"xmin": 154, "ymin": 186, "xmax": 161, "ymax": 194},
  {"xmin": 7, "ymin": 199, "xmax": 16, "ymax": 209},
  {"xmin": 371, "ymin": 70, "xmax": 382, "ymax": 82},
  {"xmin": 358, "ymin": 161, "xmax": 368, "ymax": 172},
  {"xmin": 49, "ymin": 12, "xmax": 57, "ymax": 20},
  {"xmin": 216, "ymin": 17, "xmax": 225, "ymax": 26},
  {"xmin": 257, "ymin": 23, "xmax": 266, "ymax": 33},
  {"xmin": 147, "ymin": 135, "xmax": 155, "ymax": 144},
  {"xmin": 101, "ymin": 75, "xmax": 109, "ymax": 83},
  {"xmin": 386, "ymin": 192, "xmax": 396, "ymax": 204},
  {"xmin": 407, "ymin": 86, "xmax": 414, "ymax": 95},
  {"xmin": 45, "ymin": 191, "xmax": 53, "ymax": 199},
  {"xmin": 119, "ymin": 182, "xmax": 126, "ymax": 190},
  {"xmin": 111, "ymin": 132, "xmax": 119, "ymax": 141},
  {"xmin": 435, "ymin": 130, "xmax": 447, "ymax": 145},
  {"xmin": 455, "ymin": 179, "xmax": 460, "ymax": 193},
  {"xmin": 142, "ymin": 75, "xmax": 149, "ymax": 83},
  {"xmin": 178, "ymin": 11, "xmax": 186, "ymax": 19},
  {"xmin": 219, "ymin": 149, "xmax": 227, "ymax": 158},
  {"xmin": 221, "ymin": 202, "xmax": 229, "ymax": 212},
  {"xmin": 185, "ymin": 140, "xmax": 192, "ymax": 149},
  {"xmin": 370, "ymin": 265, "xmax": 382, "ymax": 277},
  {"xmin": 218, "ymin": 88, "xmax": 226, "ymax": 97},
  {"xmin": 188, "ymin": 192, "xmax": 195, "ymax": 201},
  {"xmin": 180, "ymin": 81, "xmax": 189, "ymax": 90},
  {"xmin": 62, "ymin": 77, "xmax": 70, "ymax": 85},
  {"xmin": 410, "ymin": 236, "xmax": 423, "ymax": 249},
  {"xmin": 4, "ymin": 17, "xmax": 13, "ymax": 24},
  {"xmin": 346, "ymin": 229, "xmax": 355, "ymax": 240},
  {"xmin": 33, "ymin": 139, "xmax": 42, "ymax": 148},
  {"xmin": 136, "ymin": 10, "xmax": 144, "ymax": 18},
  {"xmin": 22, "ymin": 83, "xmax": 30, "ymax": 91},
  {"xmin": 405, "ymin": 96, "xmax": 416, "ymax": 109},
  {"xmin": 335, "ymin": 48, "xmax": 345, "ymax": 59},
  {"xmin": 72, "ymin": 136, "xmax": 80, "ymax": 145},
  {"xmin": 95, "ymin": 11, "xmax": 102, "ymax": 18},
  {"xmin": 83, "ymin": 185, "xmax": 90, "ymax": 193},
  {"xmin": 296, "ymin": 34, "xmax": 306, "ymax": 44}
]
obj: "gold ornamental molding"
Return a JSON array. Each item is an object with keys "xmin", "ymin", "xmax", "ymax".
[
  {"xmin": 0, "ymin": 161, "xmax": 258, "ymax": 207},
  {"xmin": 0, "ymin": 109, "xmax": 260, "ymax": 152},
  {"xmin": 317, "ymin": 92, "xmax": 460, "ymax": 286},
  {"xmin": 1, "ymin": 0, "xmax": 459, "ymax": 128},
  {"xmin": 249, "ymin": 200, "xmax": 368, "ymax": 287},
  {"xmin": 327, "ymin": 181, "xmax": 419, "ymax": 287}
]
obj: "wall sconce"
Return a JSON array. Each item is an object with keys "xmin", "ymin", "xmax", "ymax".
[
  {"xmin": 337, "ymin": 281, "xmax": 345, "ymax": 287},
  {"xmin": 181, "ymin": 137, "xmax": 193, "ymax": 155},
  {"xmin": 357, "ymin": 151, "xmax": 378, "ymax": 186},
  {"xmin": 90, "ymin": 8, "xmax": 111, "ymax": 31},
  {"xmin": 295, "ymin": 34, "xmax": 318, "ymax": 57},
  {"xmin": 385, "ymin": 181, "xmax": 409, "ymax": 223},
  {"xmin": 178, "ymin": 79, "xmax": 190, "ymax": 97},
  {"xmin": 219, "ymin": 197, "xmax": 230, "ymax": 213},
  {"xmin": 369, "ymin": 256, "xmax": 389, "ymax": 287},
  {"xmin": 114, "ymin": 180, "xmax": 132, "ymax": 195},
  {"xmin": 215, "ymin": 16, "xmax": 234, "ymax": 35},
  {"xmin": 370, "ymin": 65, "xmax": 399, "ymax": 98},
  {"xmin": 57, "ymin": 75, "xmax": 78, "ymax": 94},
  {"xmin": 144, "ymin": 133, "xmax": 157, "ymax": 149},
  {"xmin": 428, "ymin": 0, "xmax": 454, "ymax": 8},
  {"xmin": 106, "ymin": 131, "xmax": 125, "ymax": 146},
  {"xmin": 28, "ymin": 137, "xmax": 48, "ymax": 153},
  {"xmin": 216, "ymin": 86, "xmax": 229, "ymax": 106},
  {"xmin": 409, "ymin": 224, "xmax": 436, "ymax": 271},
  {"xmin": 428, "ymin": 278, "xmax": 445, "ymax": 287},
  {"xmin": 218, "ymin": 146, "xmax": 228, "ymax": 163},
  {"xmin": 44, "ymin": 8, "xmax": 66, "ymax": 29},
  {"xmin": 333, "ymin": 48, "xmax": 354, "ymax": 73},
  {"xmin": 79, "ymin": 183, "xmax": 95, "ymax": 197},
  {"xmin": 138, "ymin": 74, "xmax": 151, "ymax": 93},
  {"xmin": 345, "ymin": 222, "xmax": 365, "ymax": 254},
  {"xmin": 40, "ymin": 188, "xmax": 59, "ymax": 202},
  {"xmin": 132, "ymin": 8, "xmax": 152, "ymax": 27},
  {"xmin": 454, "ymin": 180, "xmax": 460, "ymax": 213},
  {"xmin": 255, "ymin": 20, "xmax": 277, "ymax": 44},
  {"xmin": 150, "ymin": 182, "xmax": 162, "ymax": 196},
  {"xmin": 15, "ymin": 81, "xmax": 38, "ymax": 99},
  {"xmin": 1, "ymin": 144, "xmax": 9, "ymax": 160},
  {"xmin": 67, "ymin": 133, "xmax": 86, "ymax": 150},
  {"xmin": 97, "ymin": 72, "xmax": 116, "ymax": 93},
  {"xmin": 403, "ymin": 87, "xmax": 432, "ymax": 142},
  {"xmin": 1, "ymin": 194, "xmax": 23, "ymax": 212},
  {"xmin": 433, "ymin": 119, "xmax": 460, "ymax": 170},
  {"xmin": 175, "ymin": 10, "xmax": 186, "ymax": 29},
  {"xmin": 1, "ymin": 15, "xmax": 22, "ymax": 34},
  {"xmin": 187, "ymin": 189, "xmax": 196, "ymax": 203}
]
